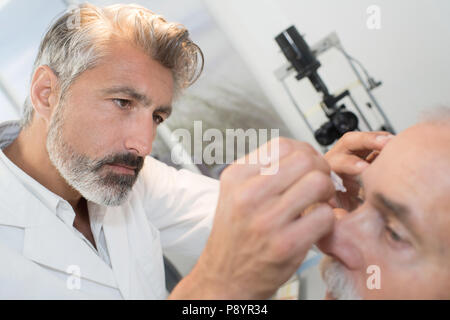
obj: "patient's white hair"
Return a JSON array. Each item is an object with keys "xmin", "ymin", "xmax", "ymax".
[
  {"xmin": 320, "ymin": 256, "xmax": 361, "ymax": 300},
  {"xmin": 21, "ymin": 3, "xmax": 203, "ymax": 128},
  {"xmin": 420, "ymin": 106, "xmax": 450, "ymax": 126}
]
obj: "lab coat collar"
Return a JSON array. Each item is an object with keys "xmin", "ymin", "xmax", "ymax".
[
  {"xmin": 0, "ymin": 120, "xmax": 21, "ymax": 149},
  {"xmin": 0, "ymin": 148, "xmax": 60, "ymax": 213},
  {"xmin": 0, "ymin": 120, "xmax": 60, "ymax": 213},
  {"xmin": 0, "ymin": 156, "xmax": 118, "ymax": 290},
  {"xmin": 98, "ymin": 203, "xmax": 132, "ymax": 299},
  {"xmin": 0, "ymin": 120, "xmax": 147, "ymax": 299}
]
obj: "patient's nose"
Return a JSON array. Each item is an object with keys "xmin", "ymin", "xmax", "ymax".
[{"xmin": 316, "ymin": 213, "xmax": 365, "ymax": 270}]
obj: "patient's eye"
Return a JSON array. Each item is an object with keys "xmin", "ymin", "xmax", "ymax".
[
  {"xmin": 384, "ymin": 222, "xmax": 411, "ymax": 250},
  {"xmin": 386, "ymin": 225, "xmax": 402, "ymax": 242}
]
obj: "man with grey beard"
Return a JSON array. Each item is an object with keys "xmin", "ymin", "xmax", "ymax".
[
  {"xmin": 318, "ymin": 109, "xmax": 450, "ymax": 299},
  {"xmin": 0, "ymin": 3, "xmax": 380, "ymax": 299},
  {"xmin": 3, "ymin": 2, "xmax": 441, "ymax": 301},
  {"xmin": 45, "ymin": 93, "xmax": 145, "ymax": 207}
]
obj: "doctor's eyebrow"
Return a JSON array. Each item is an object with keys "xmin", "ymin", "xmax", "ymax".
[
  {"xmin": 154, "ymin": 105, "xmax": 172, "ymax": 117},
  {"xmin": 102, "ymin": 86, "xmax": 173, "ymax": 116},
  {"xmin": 102, "ymin": 86, "xmax": 152, "ymax": 106}
]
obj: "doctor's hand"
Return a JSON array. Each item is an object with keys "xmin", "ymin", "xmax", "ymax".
[
  {"xmin": 325, "ymin": 131, "xmax": 394, "ymax": 211},
  {"xmin": 170, "ymin": 137, "xmax": 336, "ymax": 299}
]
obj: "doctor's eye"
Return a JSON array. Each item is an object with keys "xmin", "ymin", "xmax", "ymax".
[
  {"xmin": 153, "ymin": 114, "xmax": 165, "ymax": 125},
  {"xmin": 113, "ymin": 99, "xmax": 132, "ymax": 110}
]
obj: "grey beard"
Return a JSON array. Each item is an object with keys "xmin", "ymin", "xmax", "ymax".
[{"xmin": 46, "ymin": 106, "xmax": 137, "ymax": 206}]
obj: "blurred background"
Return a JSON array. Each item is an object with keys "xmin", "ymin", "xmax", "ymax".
[{"xmin": 1, "ymin": 0, "xmax": 449, "ymax": 299}]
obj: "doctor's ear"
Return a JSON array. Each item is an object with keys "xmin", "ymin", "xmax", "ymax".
[{"xmin": 30, "ymin": 65, "xmax": 60, "ymax": 125}]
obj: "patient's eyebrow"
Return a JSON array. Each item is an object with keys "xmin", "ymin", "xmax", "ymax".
[{"xmin": 373, "ymin": 192, "xmax": 421, "ymax": 241}]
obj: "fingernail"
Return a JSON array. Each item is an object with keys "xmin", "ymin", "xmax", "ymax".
[
  {"xmin": 376, "ymin": 135, "xmax": 394, "ymax": 143},
  {"xmin": 356, "ymin": 161, "xmax": 369, "ymax": 169}
]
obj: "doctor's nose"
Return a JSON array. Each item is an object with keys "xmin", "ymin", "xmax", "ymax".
[
  {"xmin": 316, "ymin": 212, "xmax": 365, "ymax": 270},
  {"xmin": 124, "ymin": 113, "xmax": 155, "ymax": 157}
]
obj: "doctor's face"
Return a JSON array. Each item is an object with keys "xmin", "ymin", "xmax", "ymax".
[
  {"xmin": 46, "ymin": 40, "xmax": 174, "ymax": 206},
  {"xmin": 318, "ymin": 123, "xmax": 450, "ymax": 299}
]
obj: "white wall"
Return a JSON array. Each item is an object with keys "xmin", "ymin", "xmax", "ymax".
[
  {"xmin": 0, "ymin": 0, "xmax": 68, "ymax": 122},
  {"xmin": 278, "ymin": 0, "xmax": 450, "ymax": 132},
  {"xmin": 204, "ymin": 0, "xmax": 450, "ymax": 149}
]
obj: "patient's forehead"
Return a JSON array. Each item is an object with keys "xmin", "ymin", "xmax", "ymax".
[
  {"xmin": 367, "ymin": 123, "xmax": 449, "ymax": 193},
  {"xmin": 364, "ymin": 123, "xmax": 450, "ymax": 252}
]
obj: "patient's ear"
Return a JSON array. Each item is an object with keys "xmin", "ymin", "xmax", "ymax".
[{"xmin": 30, "ymin": 65, "xmax": 60, "ymax": 126}]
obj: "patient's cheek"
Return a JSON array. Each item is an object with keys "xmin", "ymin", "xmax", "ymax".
[{"xmin": 333, "ymin": 208, "xmax": 348, "ymax": 220}]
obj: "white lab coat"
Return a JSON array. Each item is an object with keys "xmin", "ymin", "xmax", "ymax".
[{"xmin": 0, "ymin": 121, "xmax": 220, "ymax": 299}]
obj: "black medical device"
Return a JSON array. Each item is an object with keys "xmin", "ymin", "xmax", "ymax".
[{"xmin": 275, "ymin": 25, "xmax": 394, "ymax": 147}]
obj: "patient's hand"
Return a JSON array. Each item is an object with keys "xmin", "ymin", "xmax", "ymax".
[{"xmin": 325, "ymin": 131, "xmax": 394, "ymax": 211}]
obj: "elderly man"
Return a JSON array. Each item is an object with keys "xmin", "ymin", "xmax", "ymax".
[
  {"xmin": 320, "ymin": 110, "xmax": 450, "ymax": 299},
  {"xmin": 0, "ymin": 5, "xmax": 358, "ymax": 299},
  {"xmin": 0, "ymin": 3, "xmax": 394, "ymax": 299}
]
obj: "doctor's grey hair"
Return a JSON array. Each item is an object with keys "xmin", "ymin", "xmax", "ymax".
[{"xmin": 20, "ymin": 3, "xmax": 203, "ymax": 128}]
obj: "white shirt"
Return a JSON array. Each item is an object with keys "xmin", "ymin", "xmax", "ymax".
[
  {"xmin": 0, "ymin": 138, "xmax": 112, "ymax": 268},
  {"xmin": 0, "ymin": 120, "xmax": 220, "ymax": 299}
]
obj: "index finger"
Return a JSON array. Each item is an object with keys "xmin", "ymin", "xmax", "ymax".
[
  {"xmin": 223, "ymin": 137, "xmax": 320, "ymax": 182},
  {"xmin": 337, "ymin": 131, "xmax": 394, "ymax": 157}
]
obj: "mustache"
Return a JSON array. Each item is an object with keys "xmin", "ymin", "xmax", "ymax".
[
  {"xmin": 94, "ymin": 153, "xmax": 145, "ymax": 174},
  {"xmin": 320, "ymin": 256, "xmax": 361, "ymax": 300}
]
